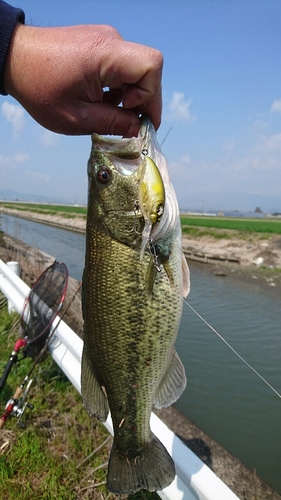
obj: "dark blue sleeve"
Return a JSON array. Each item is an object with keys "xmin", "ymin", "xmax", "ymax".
[{"xmin": 0, "ymin": 1, "xmax": 25, "ymax": 95}]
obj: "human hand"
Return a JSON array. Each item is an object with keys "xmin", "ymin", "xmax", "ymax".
[{"xmin": 4, "ymin": 23, "xmax": 163, "ymax": 136}]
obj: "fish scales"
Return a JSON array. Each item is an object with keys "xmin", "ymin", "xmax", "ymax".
[{"xmin": 82, "ymin": 116, "xmax": 189, "ymax": 495}]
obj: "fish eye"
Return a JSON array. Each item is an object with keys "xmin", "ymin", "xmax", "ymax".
[{"xmin": 97, "ymin": 169, "xmax": 111, "ymax": 184}]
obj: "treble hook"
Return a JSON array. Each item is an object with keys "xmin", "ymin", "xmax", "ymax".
[
  {"xmin": 148, "ymin": 238, "xmax": 161, "ymax": 272},
  {"xmin": 128, "ymin": 201, "xmax": 142, "ymax": 234}
]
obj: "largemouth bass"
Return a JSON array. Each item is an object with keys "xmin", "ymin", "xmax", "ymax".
[{"xmin": 81, "ymin": 115, "xmax": 190, "ymax": 495}]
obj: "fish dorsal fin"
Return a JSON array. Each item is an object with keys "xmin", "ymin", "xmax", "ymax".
[
  {"xmin": 154, "ymin": 348, "xmax": 187, "ymax": 409},
  {"xmin": 182, "ymin": 253, "xmax": 190, "ymax": 298},
  {"xmin": 81, "ymin": 347, "xmax": 109, "ymax": 422}
]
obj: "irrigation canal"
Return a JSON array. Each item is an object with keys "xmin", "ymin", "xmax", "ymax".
[{"xmin": 1, "ymin": 213, "xmax": 281, "ymax": 494}]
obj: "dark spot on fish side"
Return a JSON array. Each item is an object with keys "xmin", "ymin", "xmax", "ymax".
[{"xmin": 146, "ymin": 357, "xmax": 152, "ymax": 366}]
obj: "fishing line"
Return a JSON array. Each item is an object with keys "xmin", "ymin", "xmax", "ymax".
[
  {"xmin": 160, "ymin": 127, "xmax": 173, "ymax": 147},
  {"xmin": 182, "ymin": 296, "xmax": 281, "ymax": 399},
  {"xmin": 151, "ymin": 248, "xmax": 281, "ymax": 400}
]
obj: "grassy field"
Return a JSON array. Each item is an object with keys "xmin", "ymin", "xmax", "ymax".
[
  {"xmin": 0, "ymin": 295, "xmax": 158, "ymax": 500},
  {"xmin": 180, "ymin": 215, "xmax": 281, "ymax": 234},
  {"xmin": 1, "ymin": 201, "xmax": 281, "ymax": 236},
  {"xmin": 0, "ymin": 202, "xmax": 87, "ymax": 218}
]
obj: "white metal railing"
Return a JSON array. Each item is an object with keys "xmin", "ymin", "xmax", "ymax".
[{"xmin": 0, "ymin": 259, "xmax": 240, "ymax": 500}]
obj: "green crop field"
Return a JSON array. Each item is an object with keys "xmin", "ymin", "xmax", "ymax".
[
  {"xmin": 2, "ymin": 202, "xmax": 281, "ymax": 235},
  {"xmin": 180, "ymin": 216, "xmax": 281, "ymax": 234},
  {"xmin": 0, "ymin": 202, "xmax": 87, "ymax": 217}
]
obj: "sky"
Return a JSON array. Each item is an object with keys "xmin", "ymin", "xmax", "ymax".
[{"xmin": 1, "ymin": 0, "xmax": 281, "ymax": 212}]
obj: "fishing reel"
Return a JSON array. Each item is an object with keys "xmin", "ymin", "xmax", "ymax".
[{"xmin": 3, "ymin": 379, "xmax": 34, "ymax": 429}]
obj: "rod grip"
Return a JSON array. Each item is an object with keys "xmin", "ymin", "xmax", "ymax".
[
  {"xmin": 0, "ymin": 353, "xmax": 17, "ymax": 393},
  {"xmin": 13, "ymin": 387, "xmax": 23, "ymax": 400}
]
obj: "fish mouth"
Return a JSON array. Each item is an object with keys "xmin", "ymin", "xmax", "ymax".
[
  {"xmin": 91, "ymin": 116, "xmax": 170, "ymax": 256},
  {"xmin": 91, "ymin": 116, "xmax": 158, "ymax": 176},
  {"xmin": 91, "ymin": 134, "xmax": 142, "ymax": 176}
]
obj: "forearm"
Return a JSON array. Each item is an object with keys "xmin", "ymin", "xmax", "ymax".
[{"xmin": 0, "ymin": 0, "xmax": 24, "ymax": 95}]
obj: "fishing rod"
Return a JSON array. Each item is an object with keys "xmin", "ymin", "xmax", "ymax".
[{"xmin": 0, "ymin": 280, "xmax": 82, "ymax": 430}]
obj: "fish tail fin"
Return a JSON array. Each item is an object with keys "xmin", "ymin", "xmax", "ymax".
[{"xmin": 107, "ymin": 433, "xmax": 175, "ymax": 494}]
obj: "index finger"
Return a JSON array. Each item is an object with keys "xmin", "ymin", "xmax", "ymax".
[
  {"xmin": 123, "ymin": 82, "xmax": 162, "ymax": 130},
  {"xmin": 103, "ymin": 41, "xmax": 163, "ymax": 130}
]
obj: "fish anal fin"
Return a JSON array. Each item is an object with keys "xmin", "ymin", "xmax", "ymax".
[
  {"xmin": 81, "ymin": 347, "xmax": 109, "ymax": 422},
  {"xmin": 154, "ymin": 348, "xmax": 187, "ymax": 409},
  {"xmin": 107, "ymin": 434, "xmax": 175, "ymax": 494}
]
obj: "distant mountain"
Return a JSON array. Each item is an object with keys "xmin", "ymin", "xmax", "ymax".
[
  {"xmin": 177, "ymin": 190, "xmax": 281, "ymax": 214},
  {"xmin": 0, "ymin": 188, "xmax": 73, "ymax": 205}
]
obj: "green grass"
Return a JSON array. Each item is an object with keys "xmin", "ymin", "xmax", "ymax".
[
  {"xmin": 0, "ymin": 295, "xmax": 159, "ymax": 500},
  {"xmin": 0, "ymin": 202, "xmax": 87, "ymax": 217},
  {"xmin": 2, "ymin": 202, "xmax": 281, "ymax": 236},
  {"xmin": 181, "ymin": 226, "xmax": 233, "ymax": 239},
  {"xmin": 180, "ymin": 215, "xmax": 281, "ymax": 234}
]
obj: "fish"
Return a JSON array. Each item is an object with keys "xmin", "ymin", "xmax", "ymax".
[{"xmin": 81, "ymin": 115, "xmax": 190, "ymax": 495}]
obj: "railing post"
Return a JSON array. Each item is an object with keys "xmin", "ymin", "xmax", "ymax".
[{"xmin": 6, "ymin": 261, "xmax": 20, "ymax": 313}]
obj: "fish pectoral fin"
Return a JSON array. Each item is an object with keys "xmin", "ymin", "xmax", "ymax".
[
  {"xmin": 162, "ymin": 260, "xmax": 175, "ymax": 287},
  {"xmin": 145, "ymin": 257, "xmax": 158, "ymax": 296},
  {"xmin": 154, "ymin": 348, "xmax": 187, "ymax": 409},
  {"xmin": 182, "ymin": 252, "xmax": 190, "ymax": 297},
  {"xmin": 81, "ymin": 347, "xmax": 109, "ymax": 422}
]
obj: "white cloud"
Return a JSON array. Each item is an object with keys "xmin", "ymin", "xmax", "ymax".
[
  {"xmin": 179, "ymin": 154, "xmax": 191, "ymax": 165},
  {"xmin": 25, "ymin": 170, "xmax": 50, "ymax": 183},
  {"xmin": 169, "ymin": 154, "xmax": 191, "ymax": 169},
  {"xmin": 0, "ymin": 153, "xmax": 29, "ymax": 167},
  {"xmin": 265, "ymin": 132, "xmax": 281, "ymax": 151},
  {"xmin": 0, "ymin": 153, "xmax": 30, "ymax": 189},
  {"xmin": 167, "ymin": 120, "xmax": 281, "ymax": 205},
  {"xmin": 165, "ymin": 92, "xmax": 195, "ymax": 122},
  {"xmin": 168, "ymin": 155, "xmax": 193, "ymax": 180},
  {"xmin": 14, "ymin": 153, "xmax": 30, "ymax": 163},
  {"xmin": 270, "ymin": 99, "xmax": 281, "ymax": 113},
  {"xmin": 40, "ymin": 129, "xmax": 59, "ymax": 147},
  {"xmin": 1, "ymin": 101, "xmax": 25, "ymax": 137},
  {"xmin": 222, "ymin": 140, "xmax": 235, "ymax": 154}
]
